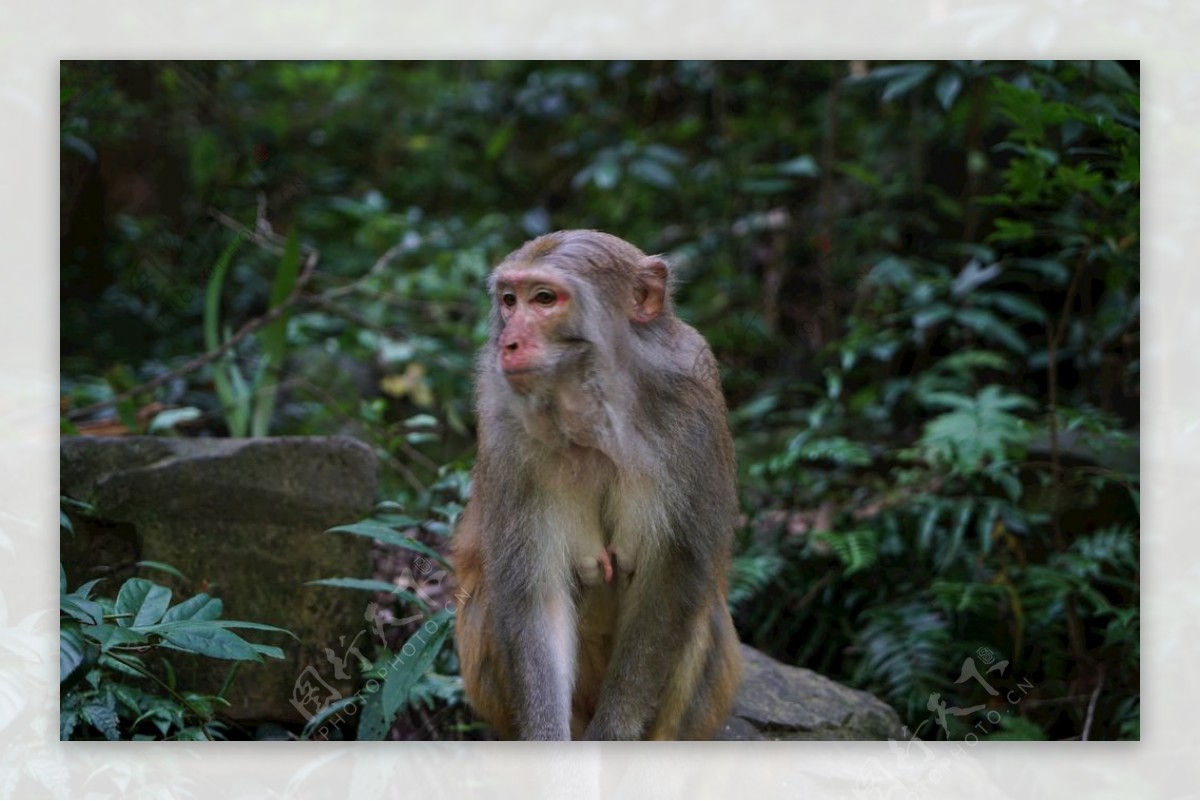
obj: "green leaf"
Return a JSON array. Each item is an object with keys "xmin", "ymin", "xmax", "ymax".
[
  {"xmin": 82, "ymin": 701, "xmax": 121, "ymax": 741},
  {"xmin": 793, "ymin": 436, "xmax": 872, "ymax": 467},
  {"xmin": 988, "ymin": 218, "xmax": 1037, "ymax": 244},
  {"xmin": 306, "ymin": 578, "xmax": 430, "ymax": 611},
  {"xmin": 115, "ymin": 578, "xmax": 172, "ymax": 628},
  {"xmin": 978, "ymin": 291, "xmax": 1048, "ymax": 325},
  {"xmin": 161, "ymin": 593, "xmax": 223, "ymax": 623},
  {"xmin": 300, "ymin": 694, "xmax": 363, "ymax": 740},
  {"xmin": 158, "ymin": 624, "xmax": 264, "ymax": 662},
  {"xmin": 175, "ymin": 727, "xmax": 210, "ymax": 741},
  {"xmin": 880, "ymin": 63, "xmax": 935, "ymax": 102},
  {"xmin": 378, "ymin": 611, "xmax": 454, "ymax": 727},
  {"xmin": 204, "ymin": 234, "xmax": 248, "ymax": 437},
  {"xmin": 81, "ymin": 622, "xmax": 149, "ymax": 651},
  {"xmin": 919, "ymin": 386, "xmax": 1035, "ymax": 472},
  {"xmin": 60, "ymin": 707, "xmax": 79, "ymax": 740},
  {"xmin": 935, "ymin": 71, "xmax": 963, "ymax": 110},
  {"xmin": 136, "ymin": 560, "xmax": 187, "ymax": 580},
  {"xmin": 357, "ymin": 684, "xmax": 389, "ymax": 741},
  {"xmin": 485, "ymin": 124, "xmax": 515, "ymax": 161},
  {"xmin": 60, "ymin": 510, "xmax": 74, "ymax": 537},
  {"xmin": 60, "ymin": 623, "xmax": 98, "ymax": 689},
  {"xmin": 629, "ymin": 159, "xmax": 675, "ymax": 189},
  {"xmin": 328, "ymin": 521, "xmax": 450, "ymax": 568},
  {"xmin": 776, "ymin": 155, "xmax": 819, "ymax": 177},
  {"xmin": 250, "ymin": 643, "xmax": 285, "ymax": 660},
  {"xmin": 69, "ymin": 578, "xmax": 104, "ymax": 600},
  {"xmin": 252, "ymin": 227, "xmax": 301, "ymax": 437},
  {"xmin": 148, "ymin": 407, "xmax": 202, "ymax": 433},
  {"xmin": 813, "ymin": 530, "xmax": 878, "ymax": 576},
  {"xmin": 60, "ymin": 595, "xmax": 104, "ymax": 626},
  {"xmin": 955, "ymin": 308, "xmax": 1030, "ymax": 354}
]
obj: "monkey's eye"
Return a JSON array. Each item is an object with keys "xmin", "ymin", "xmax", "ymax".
[
  {"xmin": 533, "ymin": 289, "xmax": 557, "ymax": 306},
  {"xmin": 501, "ymin": 292, "xmax": 517, "ymax": 308}
]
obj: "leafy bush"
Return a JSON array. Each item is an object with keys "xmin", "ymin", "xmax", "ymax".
[{"xmin": 60, "ymin": 502, "xmax": 294, "ymax": 740}]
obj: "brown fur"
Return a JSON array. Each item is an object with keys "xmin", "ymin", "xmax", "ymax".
[{"xmin": 453, "ymin": 230, "xmax": 742, "ymax": 740}]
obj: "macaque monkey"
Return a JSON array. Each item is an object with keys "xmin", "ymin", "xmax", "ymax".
[{"xmin": 452, "ymin": 230, "xmax": 742, "ymax": 740}]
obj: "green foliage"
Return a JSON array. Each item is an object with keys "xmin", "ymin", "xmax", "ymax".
[
  {"xmin": 303, "ymin": 476, "xmax": 470, "ymax": 740},
  {"xmin": 730, "ymin": 60, "xmax": 1138, "ymax": 740},
  {"xmin": 202, "ymin": 230, "xmax": 301, "ymax": 437},
  {"xmin": 61, "ymin": 502, "xmax": 293, "ymax": 740}
]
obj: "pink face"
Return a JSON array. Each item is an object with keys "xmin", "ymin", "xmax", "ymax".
[{"xmin": 493, "ymin": 268, "xmax": 573, "ymax": 392}]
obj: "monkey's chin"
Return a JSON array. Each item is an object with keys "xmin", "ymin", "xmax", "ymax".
[{"xmin": 502, "ymin": 368, "xmax": 544, "ymax": 395}]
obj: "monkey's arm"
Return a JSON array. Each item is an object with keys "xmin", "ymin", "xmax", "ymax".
[{"xmin": 484, "ymin": 496, "xmax": 578, "ymax": 741}]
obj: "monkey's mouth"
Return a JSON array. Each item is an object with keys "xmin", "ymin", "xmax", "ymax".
[{"xmin": 502, "ymin": 366, "xmax": 544, "ymax": 394}]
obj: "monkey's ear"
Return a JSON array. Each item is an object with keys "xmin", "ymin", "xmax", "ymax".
[{"xmin": 632, "ymin": 257, "xmax": 667, "ymax": 323}]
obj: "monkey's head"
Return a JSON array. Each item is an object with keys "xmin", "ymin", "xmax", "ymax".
[{"xmin": 486, "ymin": 230, "xmax": 670, "ymax": 396}]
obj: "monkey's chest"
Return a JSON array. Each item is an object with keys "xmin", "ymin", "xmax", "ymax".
[{"xmin": 539, "ymin": 446, "xmax": 663, "ymax": 597}]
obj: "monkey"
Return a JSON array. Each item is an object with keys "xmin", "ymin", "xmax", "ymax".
[{"xmin": 452, "ymin": 230, "xmax": 742, "ymax": 740}]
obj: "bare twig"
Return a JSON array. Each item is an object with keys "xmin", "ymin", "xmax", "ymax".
[
  {"xmin": 1081, "ymin": 665, "xmax": 1105, "ymax": 742},
  {"xmin": 209, "ymin": 207, "xmax": 289, "ymax": 256},
  {"xmin": 323, "ymin": 241, "xmax": 407, "ymax": 299}
]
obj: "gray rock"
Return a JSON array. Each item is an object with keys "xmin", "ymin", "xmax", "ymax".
[
  {"xmin": 717, "ymin": 644, "xmax": 906, "ymax": 740},
  {"xmin": 60, "ymin": 436, "xmax": 378, "ymax": 724}
]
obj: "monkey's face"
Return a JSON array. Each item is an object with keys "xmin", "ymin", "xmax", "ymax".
[{"xmin": 491, "ymin": 267, "xmax": 584, "ymax": 395}]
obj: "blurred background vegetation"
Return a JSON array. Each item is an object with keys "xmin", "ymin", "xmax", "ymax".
[{"xmin": 60, "ymin": 61, "xmax": 1139, "ymax": 741}]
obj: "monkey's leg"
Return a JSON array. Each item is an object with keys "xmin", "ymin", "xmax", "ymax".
[{"xmin": 581, "ymin": 543, "xmax": 709, "ymax": 740}]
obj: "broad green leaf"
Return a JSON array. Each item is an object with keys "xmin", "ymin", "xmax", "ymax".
[
  {"xmin": 159, "ymin": 624, "xmax": 263, "ymax": 662},
  {"xmin": 60, "ymin": 595, "xmax": 103, "ymax": 626},
  {"xmin": 161, "ymin": 593, "xmax": 223, "ymax": 623},
  {"xmin": 60, "ymin": 624, "xmax": 98, "ymax": 688},
  {"xmin": 82, "ymin": 622, "xmax": 149, "ymax": 651},
  {"xmin": 115, "ymin": 578, "xmax": 172, "ymax": 628},
  {"xmin": 142, "ymin": 619, "xmax": 294, "ymax": 636}
]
